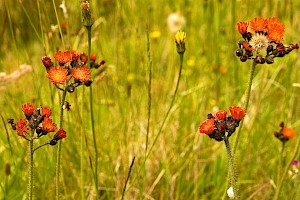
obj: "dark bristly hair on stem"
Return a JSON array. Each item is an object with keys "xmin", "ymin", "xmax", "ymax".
[
  {"xmin": 121, "ymin": 157, "xmax": 136, "ymax": 200},
  {"xmin": 80, "ymin": 1, "xmax": 99, "ymax": 199}
]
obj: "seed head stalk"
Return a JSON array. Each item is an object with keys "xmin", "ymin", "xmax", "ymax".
[{"xmin": 233, "ymin": 59, "xmax": 257, "ymax": 154}]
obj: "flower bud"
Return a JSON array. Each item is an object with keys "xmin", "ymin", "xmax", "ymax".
[
  {"xmin": 265, "ymin": 55, "xmax": 274, "ymax": 64},
  {"xmin": 67, "ymin": 84, "xmax": 75, "ymax": 93},
  {"xmin": 240, "ymin": 55, "xmax": 248, "ymax": 62},
  {"xmin": 235, "ymin": 49, "xmax": 243, "ymax": 57},
  {"xmin": 175, "ymin": 30, "xmax": 186, "ymax": 54}
]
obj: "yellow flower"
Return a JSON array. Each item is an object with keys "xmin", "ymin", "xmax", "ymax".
[
  {"xmin": 175, "ymin": 30, "xmax": 186, "ymax": 44},
  {"xmin": 150, "ymin": 31, "xmax": 161, "ymax": 39},
  {"xmin": 175, "ymin": 30, "xmax": 186, "ymax": 54}
]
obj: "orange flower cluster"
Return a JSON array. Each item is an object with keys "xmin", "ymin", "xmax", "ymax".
[
  {"xmin": 8, "ymin": 103, "xmax": 66, "ymax": 145},
  {"xmin": 274, "ymin": 122, "xmax": 296, "ymax": 143},
  {"xmin": 236, "ymin": 17, "xmax": 298, "ymax": 64},
  {"xmin": 199, "ymin": 106, "xmax": 246, "ymax": 141},
  {"xmin": 41, "ymin": 51, "xmax": 105, "ymax": 92}
]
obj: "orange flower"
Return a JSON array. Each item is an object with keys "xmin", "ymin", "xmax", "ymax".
[
  {"xmin": 53, "ymin": 128, "xmax": 67, "ymax": 140},
  {"xmin": 250, "ymin": 17, "xmax": 266, "ymax": 32},
  {"xmin": 80, "ymin": 53, "xmax": 88, "ymax": 63},
  {"xmin": 90, "ymin": 54, "xmax": 97, "ymax": 61},
  {"xmin": 229, "ymin": 106, "xmax": 246, "ymax": 120},
  {"xmin": 71, "ymin": 51, "xmax": 80, "ymax": 61},
  {"xmin": 199, "ymin": 119, "xmax": 215, "ymax": 134},
  {"xmin": 22, "ymin": 103, "xmax": 35, "ymax": 117},
  {"xmin": 41, "ymin": 107, "xmax": 52, "ymax": 118},
  {"xmin": 47, "ymin": 66, "xmax": 70, "ymax": 85},
  {"xmin": 72, "ymin": 66, "xmax": 91, "ymax": 83},
  {"xmin": 267, "ymin": 23, "xmax": 284, "ymax": 43},
  {"xmin": 215, "ymin": 110, "xmax": 227, "ymax": 120},
  {"xmin": 243, "ymin": 42, "xmax": 253, "ymax": 51},
  {"xmin": 265, "ymin": 17, "xmax": 281, "ymax": 29},
  {"xmin": 42, "ymin": 117, "xmax": 57, "ymax": 133},
  {"xmin": 237, "ymin": 21, "xmax": 248, "ymax": 34},
  {"xmin": 282, "ymin": 128, "xmax": 295, "ymax": 139},
  {"xmin": 54, "ymin": 51, "xmax": 73, "ymax": 64},
  {"xmin": 16, "ymin": 118, "xmax": 29, "ymax": 138}
]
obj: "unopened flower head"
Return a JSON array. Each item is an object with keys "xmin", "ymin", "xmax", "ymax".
[
  {"xmin": 175, "ymin": 30, "xmax": 186, "ymax": 54},
  {"xmin": 80, "ymin": 0, "xmax": 93, "ymax": 27},
  {"xmin": 235, "ymin": 17, "xmax": 298, "ymax": 64}
]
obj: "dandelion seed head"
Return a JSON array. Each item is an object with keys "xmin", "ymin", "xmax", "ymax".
[{"xmin": 249, "ymin": 33, "xmax": 269, "ymax": 53}]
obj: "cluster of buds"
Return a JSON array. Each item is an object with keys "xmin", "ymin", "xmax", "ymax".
[
  {"xmin": 199, "ymin": 106, "xmax": 246, "ymax": 141},
  {"xmin": 8, "ymin": 103, "xmax": 66, "ymax": 145},
  {"xmin": 274, "ymin": 122, "xmax": 295, "ymax": 143},
  {"xmin": 236, "ymin": 17, "xmax": 298, "ymax": 64},
  {"xmin": 41, "ymin": 51, "xmax": 105, "ymax": 93}
]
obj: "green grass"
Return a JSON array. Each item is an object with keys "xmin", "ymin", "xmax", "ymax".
[{"xmin": 1, "ymin": 0, "xmax": 300, "ymax": 199}]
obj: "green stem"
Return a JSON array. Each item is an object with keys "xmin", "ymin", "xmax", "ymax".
[
  {"xmin": 86, "ymin": 25, "xmax": 99, "ymax": 199},
  {"xmin": 277, "ymin": 142, "xmax": 285, "ymax": 186},
  {"xmin": 233, "ymin": 60, "xmax": 257, "ymax": 154},
  {"xmin": 145, "ymin": 28, "xmax": 152, "ymax": 158},
  {"xmin": 81, "ymin": 88, "xmax": 85, "ymax": 200},
  {"xmin": 147, "ymin": 53, "xmax": 184, "ymax": 158},
  {"xmin": 52, "ymin": 0, "xmax": 65, "ymax": 49},
  {"xmin": 273, "ymin": 134, "xmax": 300, "ymax": 200},
  {"xmin": 128, "ymin": 52, "xmax": 184, "ymax": 194},
  {"xmin": 56, "ymin": 88, "xmax": 67, "ymax": 200},
  {"xmin": 28, "ymin": 130, "xmax": 34, "ymax": 200},
  {"xmin": 224, "ymin": 136, "xmax": 238, "ymax": 200}
]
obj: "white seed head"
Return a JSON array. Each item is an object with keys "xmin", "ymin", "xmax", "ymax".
[{"xmin": 249, "ymin": 33, "xmax": 269, "ymax": 53}]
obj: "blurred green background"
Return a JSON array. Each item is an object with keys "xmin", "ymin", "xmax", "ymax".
[{"xmin": 0, "ymin": 0, "xmax": 300, "ymax": 199}]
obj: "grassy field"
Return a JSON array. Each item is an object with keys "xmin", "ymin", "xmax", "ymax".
[{"xmin": 1, "ymin": 0, "xmax": 300, "ymax": 199}]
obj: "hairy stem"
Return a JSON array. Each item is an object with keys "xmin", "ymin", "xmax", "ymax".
[
  {"xmin": 56, "ymin": 88, "xmax": 67, "ymax": 200},
  {"xmin": 224, "ymin": 136, "xmax": 238, "ymax": 200},
  {"xmin": 28, "ymin": 130, "xmax": 34, "ymax": 200},
  {"xmin": 233, "ymin": 60, "xmax": 257, "ymax": 154}
]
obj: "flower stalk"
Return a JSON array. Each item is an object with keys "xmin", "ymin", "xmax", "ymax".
[
  {"xmin": 28, "ymin": 130, "xmax": 34, "ymax": 200},
  {"xmin": 56, "ymin": 87, "xmax": 67, "ymax": 200},
  {"xmin": 233, "ymin": 60, "xmax": 256, "ymax": 154},
  {"xmin": 224, "ymin": 136, "xmax": 238, "ymax": 199},
  {"xmin": 80, "ymin": 0, "xmax": 98, "ymax": 197}
]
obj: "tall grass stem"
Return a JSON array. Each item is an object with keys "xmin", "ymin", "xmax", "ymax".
[
  {"xmin": 121, "ymin": 157, "xmax": 135, "ymax": 200},
  {"xmin": 145, "ymin": 28, "xmax": 152, "ymax": 158},
  {"xmin": 86, "ymin": 25, "xmax": 99, "ymax": 199},
  {"xmin": 52, "ymin": 0, "xmax": 65, "ymax": 49}
]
